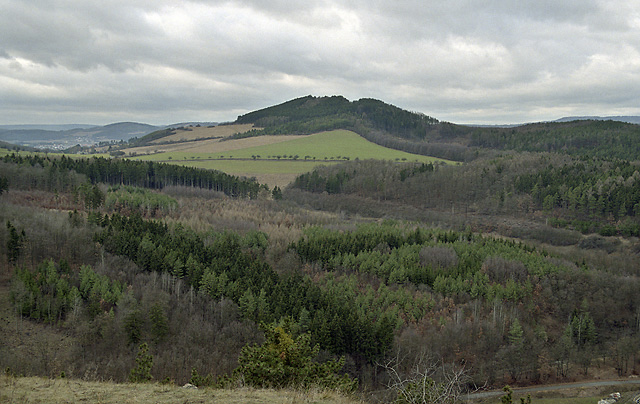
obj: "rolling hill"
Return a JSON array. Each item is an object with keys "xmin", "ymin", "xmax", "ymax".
[
  {"xmin": 229, "ymin": 95, "xmax": 640, "ymax": 161},
  {"xmin": 0, "ymin": 122, "xmax": 162, "ymax": 150}
]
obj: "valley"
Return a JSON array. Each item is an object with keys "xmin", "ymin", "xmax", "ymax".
[{"xmin": 1, "ymin": 96, "xmax": 640, "ymax": 404}]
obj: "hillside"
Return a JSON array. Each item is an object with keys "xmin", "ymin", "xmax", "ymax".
[
  {"xmin": 230, "ymin": 95, "xmax": 640, "ymax": 162},
  {"xmin": 0, "ymin": 122, "xmax": 161, "ymax": 150},
  {"xmin": 128, "ymin": 124, "xmax": 257, "ymax": 149},
  {"xmin": 2, "ymin": 95, "xmax": 640, "ymax": 403},
  {"xmin": 119, "ymin": 129, "xmax": 450, "ymax": 188},
  {"xmin": 555, "ymin": 115, "xmax": 640, "ymax": 124}
]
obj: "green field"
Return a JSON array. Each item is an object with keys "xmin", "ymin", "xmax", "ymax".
[
  {"xmin": 177, "ymin": 159, "xmax": 340, "ymax": 174},
  {"xmin": 0, "ymin": 131, "xmax": 451, "ymax": 187},
  {"xmin": 133, "ymin": 130, "xmax": 450, "ymax": 164}
]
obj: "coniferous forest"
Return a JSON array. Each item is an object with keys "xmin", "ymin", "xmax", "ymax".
[{"xmin": 2, "ymin": 96, "xmax": 640, "ymax": 403}]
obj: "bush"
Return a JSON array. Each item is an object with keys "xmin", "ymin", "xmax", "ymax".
[
  {"xmin": 598, "ymin": 224, "xmax": 618, "ymax": 237},
  {"xmin": 235, "ymin": 323, "xmax": 356, "ymax": 392}
]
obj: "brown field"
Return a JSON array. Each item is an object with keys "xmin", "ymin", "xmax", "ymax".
[
  {"xmin": 124, "ymin": 135, "xmax": 307, "ymax": 156},
  {"xmin": 151, "ymin": 124, "xmax": 257, "ymax": 144},
  {"xmin": 0, "ymin": 375, "xmax": 364, "ymax": 404}
]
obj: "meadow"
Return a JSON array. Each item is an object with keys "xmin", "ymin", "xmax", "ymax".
[
  {"xmin": 128, "ymin": 130, "xmax": 451, "ymax": 187},
  {"xmin": 1, "ymin": 130, "xmax": 452, "ymax": 188},
  {"xmin": 0, "ymin": 375, "xmax": 364, "ymax": 404},
  {"xmin": 133, "ymin": 130, "xmax": 446, "ymax": 163}
]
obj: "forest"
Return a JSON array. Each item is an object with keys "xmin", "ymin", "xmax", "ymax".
[{"xmin": 2, "ymin": 97, "xmax": 640, "ymax": 403}]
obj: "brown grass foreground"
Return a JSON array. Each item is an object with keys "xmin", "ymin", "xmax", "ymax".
[{"xmin": 0, "ymin": 374, "xmax": 367, "ymax": 404}]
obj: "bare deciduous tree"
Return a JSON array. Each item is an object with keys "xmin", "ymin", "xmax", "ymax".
[{"xmin": 380, "ymin": 352, "xmax": 474, "ymax": 404}]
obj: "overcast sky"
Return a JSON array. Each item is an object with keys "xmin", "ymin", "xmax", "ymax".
[{"xmin": 2, "ymin": 0, "xmax": 640, "ymax": 125}]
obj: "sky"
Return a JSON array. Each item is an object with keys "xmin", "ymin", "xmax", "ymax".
[{"xmin": 1, "ymin": 0, "xmax": 640, "ymax": 126}]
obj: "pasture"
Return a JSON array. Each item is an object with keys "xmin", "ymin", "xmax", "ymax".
[
  {"xmin": 131, "ymin": 130, "xmax": 447, "ymax": 163},
  {"xmin": 127, "ymin": 130, "xmax": 450, "ymax": 188}
]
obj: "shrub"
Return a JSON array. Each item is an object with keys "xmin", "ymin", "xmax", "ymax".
[
  {"xmin": 235, "ymin": 323, "xmax": 356, "ymax": 392},
  {"xmin": 129, "ymin": 342, "xmax": 153, "ymax": 383}
]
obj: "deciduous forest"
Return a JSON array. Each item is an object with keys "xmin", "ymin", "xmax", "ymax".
[{"xmin": 2, "ymin": 96, "xmax": 640, "ymax": 403}]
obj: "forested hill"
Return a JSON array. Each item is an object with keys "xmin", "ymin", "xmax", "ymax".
[
  {"xmin": 469, "ymin": 119, "xmax": 640, "ymax": 161},
  {"xmin": 231, "ymin": 95, "xmax": 640, "ymax": 162},
  {"xmin": 235, "ymin": 95, "xmax": 440, "ymax": 138},
  {"xmin": 232, "ymin": 95, "xmax": 479, "ymax": 161}
]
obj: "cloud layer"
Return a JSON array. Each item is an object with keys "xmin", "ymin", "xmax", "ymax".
[{"xmin": 2, "ymin": 0, "xmax": 640, "ymax": 124}]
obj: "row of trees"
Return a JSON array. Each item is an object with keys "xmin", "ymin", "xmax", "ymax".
[{"xmin": 2, "ymin": 153, "xmax": 267, "ymax": 199}]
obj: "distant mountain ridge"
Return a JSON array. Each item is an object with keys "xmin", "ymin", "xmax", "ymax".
[
  {"xmin": 555, "ymin": 116, "xmax": 640, "ymax": 124},
  {"xmin": 0, "ymin": 124, "xmax": 96, "ymax": 131},
  {"xmin": 0, "ymin": 122, "xmax": 162, "ymax": 149}
]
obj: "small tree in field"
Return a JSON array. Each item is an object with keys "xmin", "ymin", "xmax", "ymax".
[{"xmin": 130, "ymin": 342, "xmax": 153, "ymax": 383}]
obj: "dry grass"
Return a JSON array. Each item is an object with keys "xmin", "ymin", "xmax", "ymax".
[
  {"xmin": 0, "ymin": 375, "xmax": 366, "ymax": 404},
  {"xmin": 177, "ymin": 135, "xmax": 308, "ymax": 154},
  {"xmin": 151, "ymin": 124, "xmax": 256, "ymax": 143}
]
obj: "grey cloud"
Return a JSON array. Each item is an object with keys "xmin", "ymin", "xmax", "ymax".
[{"xmin": 0, "ymin": 0, "xmax": 639, "ymax": 125}]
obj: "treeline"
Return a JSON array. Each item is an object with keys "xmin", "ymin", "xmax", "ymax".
[
  {"xmin": 359, "ymin": 127, "xmax": 478, "ymax": 162},
  {"xmin": 91, "ymin": 212, "xmax": 395, "ymax": 363},
  {"xmin": 289, "ymin": 155, "xmax": 640, "ymax": 235},
  {"xmin": 1, "ymin": 153, "xmax": 267, "ymax": 199},
  {"xmin": 293, "ymin": 161, "xmax": 435, "ymax": 194},
  {"xmin": 129, "ymin": 128, "xmax": 176, "ymax": 147},
  {"xmin": 0, "ymin": 159, "xmax": 87, "ymax": 193},
  {"xmin": 470, "ymin": 120, "xmax": 640, "ymax": 161}
]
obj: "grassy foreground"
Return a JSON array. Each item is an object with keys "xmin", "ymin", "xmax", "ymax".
[{"xmin": 0, "ymin": 375, "xmax": 366, "ymax": 404}]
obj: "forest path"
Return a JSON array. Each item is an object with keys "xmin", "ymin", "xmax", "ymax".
[{"xmin": 466, "ymin": 379, "xmax": 640, "ymax": 402}]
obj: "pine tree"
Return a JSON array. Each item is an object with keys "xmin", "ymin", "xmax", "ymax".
[
  {"xmin": 149, "ymin": 304, "xmax": 169, "ymax": 345},
  {"xmin": 6, "ymin": 221, "xmax": 26, "ymax": 265},
  {"xmin": 129, "ymin": 342, "xmax": 153, "ymax": 382}
]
